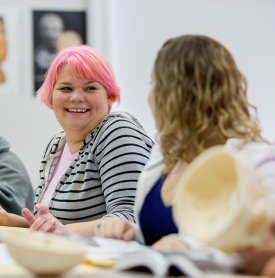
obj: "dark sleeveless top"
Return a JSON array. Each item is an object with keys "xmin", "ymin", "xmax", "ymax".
[{"xmin": 139, "ymin": 175, "xmax": 178, "ymax": 245}]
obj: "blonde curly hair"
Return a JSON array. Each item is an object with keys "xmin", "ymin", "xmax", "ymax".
[{"xmin": 151, "ymin": 34, "xmax": 262, "ymax": 172}]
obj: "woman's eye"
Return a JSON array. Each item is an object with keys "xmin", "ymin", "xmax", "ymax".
[
  {"xmin": 86, "ymin": 86, "xmax": 97, "ymax": 91},
  {"xmin": 59, "ymin": 87, "xmax": 72, "ymax": 92}
]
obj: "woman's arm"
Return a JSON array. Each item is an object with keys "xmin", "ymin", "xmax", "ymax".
[
  {"xmin": 96, "ymin": 116, "xmax": 153, "ymax": 222},
  {"xmin": 66, "ymin": 216, "xmax": 136, "ymax": 240},
  {"xmin": 23, "ymin": 204, "xmax": 136, "ymax": 240},
  {"xmin": 236, "ymin": 240, "xmax": 275, "ymax": 275}
]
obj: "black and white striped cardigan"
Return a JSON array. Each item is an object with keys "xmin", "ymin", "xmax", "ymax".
[{"xmin": 34, "ymin": 111, "xmax": 154, "ymax": 224}]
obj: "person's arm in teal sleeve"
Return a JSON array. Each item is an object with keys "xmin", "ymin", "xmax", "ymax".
[{"xmin": 0, "ymin": 137, "xmax": 34, "ymax": 215}]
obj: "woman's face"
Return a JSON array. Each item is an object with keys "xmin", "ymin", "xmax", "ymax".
[{"xmin": 51, "ymin": 64, "xmax": 112, "ymax": 138}]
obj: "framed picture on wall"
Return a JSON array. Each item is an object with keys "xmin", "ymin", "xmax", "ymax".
[
  {"xmin": 0, "ymin": 8, "xmax": 23, "ymax": 96},
  {"xmin": 32, "ymin": 10, "xmax": 87, "ymax": 93}
]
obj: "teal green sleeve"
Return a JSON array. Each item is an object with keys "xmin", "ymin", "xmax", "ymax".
[{"xmin": 0, "ymin": 150, "xmax": 34, "ymax": 215}]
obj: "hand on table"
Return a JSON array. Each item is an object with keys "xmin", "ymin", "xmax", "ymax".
[
  {"xmin": 94, "ymin": 217, "xmax": 135, "ymax": 241},
  {"xmin": 0, "ymin": 206, "xmax": 10, "ymax": 226},
  {"xmin": 235, "ymin": 239, "xmax": 275, "ymax": 276},
  {"xmin": 152, "ymin": 234, "xmax": 189, "ymax": 252},
  {"xmin": 22, "ymin": 204, "xmax": 69, "ymax": 235}
]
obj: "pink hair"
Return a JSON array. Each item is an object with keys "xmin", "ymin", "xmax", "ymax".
[{"xmin": 36, "ymin": 45, "xmax": 120, "ymax": 107}]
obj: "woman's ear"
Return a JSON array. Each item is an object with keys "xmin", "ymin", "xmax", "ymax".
[
  {"xmin": 108, "ymin": 103, "xmax": 112, "ymax": 113},
  {"xmin": 48, "ymin": 98, "xmax": 54, "ymax": 109},
  {"xmin": 107, "ymin": 96, "xmax": 113, "ymax": 112}
]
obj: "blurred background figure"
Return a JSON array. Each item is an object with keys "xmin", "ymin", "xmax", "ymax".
[
  {"xmin": 0, "ymin": 136, "xmax": 34, "ymax": 216},
  {"xmin": 56, "ymin": 30, "xmax": 83, "ymax": 52},
  {"xmin": 33, "ymin": 12, "xmax": 84, "ymax": 91},
  {"xmin": 34, "ymin": 13, "xmax": 64, "ymax": 91},
  {"xmin": 0, "ymin": 16, "xmax": 7, "ymax": 83},
  {"xmin": 92, "ymin": 34, "xmax": 274, "ymax": 252},
  {"xmin": 34, "ymin": 13, "xmax": 64, "ymax": 73}
]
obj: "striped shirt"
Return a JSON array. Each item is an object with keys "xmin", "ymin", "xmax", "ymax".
[{"xmin": 34, "ymin": 112, "xmax": 154, "ymax": 224}]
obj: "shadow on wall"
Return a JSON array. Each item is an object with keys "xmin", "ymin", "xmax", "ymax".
[{"xmin": 0, "ymin": 94, "xmax": 60, "ymax": 187}]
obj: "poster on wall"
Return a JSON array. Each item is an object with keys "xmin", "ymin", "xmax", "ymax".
[
  {"xmin": 0, "ymin": 16, "xmax": 7, "ymax": 85},
  {"xmin": 32, "ymin": 10, "xmax": 86, "ymax": 93},
  {"xmin": 0, "ymin": 9, "xmax": 22, "ymax": 96}
]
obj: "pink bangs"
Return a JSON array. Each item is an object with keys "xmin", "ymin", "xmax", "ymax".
[{"xmin": 36, "ymin": 45, "xmax": 120, "ymax": 107}]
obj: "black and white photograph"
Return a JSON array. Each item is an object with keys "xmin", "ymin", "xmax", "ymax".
[
  {"xmin": 0, "ymin": 8, "xmax": 22, "ymax": 96},
  {"xmin": 33, "ymin": 10, "xmax": 86, "ymax": 92}
]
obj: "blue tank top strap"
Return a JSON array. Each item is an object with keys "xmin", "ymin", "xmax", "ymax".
[{"xmin": 139, "ymin": 174, "xmax": 178, "ymax": 245}]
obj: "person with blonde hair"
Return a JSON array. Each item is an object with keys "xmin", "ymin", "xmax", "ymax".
[
  {"xmin": 0, "ymin": 45, "xmax": 153, "ymax": 233},
  {"xmin": 89, "ymin": 34, "xmax": 274, "ymax": 250}
]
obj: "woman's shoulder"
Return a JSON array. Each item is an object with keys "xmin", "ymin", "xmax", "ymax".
[
  {"xmin": 83, "ymin": 112, "xmax": 153, "ymax": 150},
  {"xmin": 98, "ymin": 111, "xmax": 153, "ymax": 143},
  {"xmin": 142, "ymin": 143, "xmax": 164, "ymax": 171},
  {"xmin": 104, "ymin": 111, "xmax": 146, "ymax": 130}
]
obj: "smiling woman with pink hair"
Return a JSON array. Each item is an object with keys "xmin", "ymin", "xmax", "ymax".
[{"xmin": 0, "ymin": 45, "xmax": 153, "ymax": 236}]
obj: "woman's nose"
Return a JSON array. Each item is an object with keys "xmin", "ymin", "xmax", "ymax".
[{"xmin": 70, "ymin": 89, "xmax": 85, "ymax": 102}]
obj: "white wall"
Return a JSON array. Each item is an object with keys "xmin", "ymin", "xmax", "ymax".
[
  {"xmin": 1, "ymin": 0, "xmax": 275, "ymax": 186},
  {"xmin": 1, "ymin": 95, "xmax": 60, "ymax": 186},
  {"xmin": 100, "ymin": 0, "xmax": 275, "ymax": 143}
]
